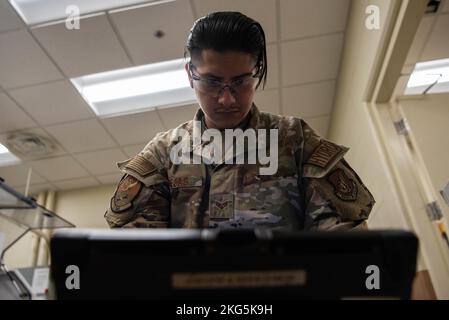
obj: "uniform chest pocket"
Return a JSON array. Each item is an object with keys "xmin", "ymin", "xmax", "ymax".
[
  {"xmin": 169, "ymin": 174, "xmax": 205, "ymax": 228},
  {"xmin": 239, "ymin": 163, "xmax": 300, "ymax": 210}
]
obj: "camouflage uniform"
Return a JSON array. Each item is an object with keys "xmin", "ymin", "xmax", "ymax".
[{"xmin": 105, "ymin": 104, "xmax": 375, "ymax": 231}]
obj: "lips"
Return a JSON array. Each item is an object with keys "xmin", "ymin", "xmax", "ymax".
[{"xmin": 216, "ymin": 109, "xmax": 240, "ymax": 114}]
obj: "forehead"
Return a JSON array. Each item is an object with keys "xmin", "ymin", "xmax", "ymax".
[{"xmin": 191, "ymin": 49, "xmax": 256, "ymax": 77}]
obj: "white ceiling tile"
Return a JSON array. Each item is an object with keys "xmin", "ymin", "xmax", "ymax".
[
  {"xmin": 157, "ymin": 104, "xmax": 197, "ymax": 129},
  {"xmin": 8, "ymin": 80, "xmax": 94, "ymax": 126},
  {"xmin": 405, "ymin": 16, "xmax": 435, "ymax": 65},
  {"xmin": 28, "ymin": 156, "xmax": 90, "ymax": 181},
  {"xmin": 0, "ymin": 0, "xmax": 24, "ymax": 33},
  {"xmin": 14, "ymin": 182, "xmax": 56, "ymax": 196},
  {"xmin": 193, "ymin": 0, "xmax": 277, "ymax": 43},
  {"xmin": 254, "ymin": 89, "xmax": 279, "ymax": 114},
  {"xmin": 45, "ymin": 119, "xmax": 117, "ymax": 153},
  {"xmin": 122, "ymin": 143, "xmax": 146, "ymax": 158},
  {"xmin": 282, "ymin": 81, "xmax": 335, "ymax": 118},
  {"xmin": 265, "ymin": 44, "xmax": 279, "ymax": 89},
  {"xmin": 303, "ymin": 115, "xmax": 330, "ymax": 139},
  {"xmin": 0, "ymin": 93, "xmax": 36, "ymax": 134},
  {"xmin": 97, "ymin": 173, "xmax": 123, "ymax": 185},
  {"xmin": 53, "ymin": 177, "xmax": 100, "ymax": 191},
  {"xmin": 442, "ymin": 0, "xmax": 449, "ymax": 13},
  {"xmin": 0, "ymin": 127, "xmax": 67, "ymax": 160},
  {"xmin": 281, "ymin": 33, "xmax": 344, "ymax": 86},
  {"xmin": 73, "ymin": 148, "xmax": 127, "ymax": 176},
  {"xmin": 0, "ymin": 29, "xmax": 63, "ymax": 89},
  {"xmin": 0, "ymin": 163, "xmax": 46, "ymax": 187},
  {"xmin": 31, "ymin": 14, "xmax": 132, "ymax": 77},
  {"xmin": 110, "ymin": 0, "xmax": 194, "ymax": 65},
  {"xmin": 420, "ymin": 14, "xmax": 449, "ymax": 61},
  {"xmin": 280, "ymin": 0, "xmax": 350, "ymax": 40},
  {"xmin": 101, "ymin": 109, "xmax": 166, "ymax": 145}
]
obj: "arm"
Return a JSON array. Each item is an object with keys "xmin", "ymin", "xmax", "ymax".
[
  {"xmin": 104, "ymin": 154, "xmax": 171, "ymax": 228},
  {"xmin": 303, "ymin": 158, "xmax": 374, "ymax": 231},
  {"xmin": 299, "ymin": 121, "xmax": 375, "ymax": 231}
]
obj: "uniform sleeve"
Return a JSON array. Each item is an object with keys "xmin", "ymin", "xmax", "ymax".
[
  {"xmin": 303, "ymin": 158, "xmax": 375, "ymax": 231},
  {"xmin": 299, "ymin": 121, "xmax": 375, "ymax": 231},
  {"xmin": 104, "ymin": 153, "xmax": 171, "ymax": 228}
]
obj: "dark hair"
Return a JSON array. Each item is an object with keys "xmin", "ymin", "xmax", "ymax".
[{"xmin": 185, "ymin": 11, "xmax": 268, "ymax": 90}]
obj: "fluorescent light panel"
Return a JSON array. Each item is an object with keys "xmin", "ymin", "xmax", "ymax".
[
  {"xmin": 71, "ymin": 58, "xmax": 195, "ymax": 118},
  {"xmin": 0, "ymin": 144, "xmax": 20, "ymax": 167},
  {"xmin": 9, "ymin": 0, "xmax": 159, "ymax": 25},
  {"xmin": 0, "ymin": 144, "xmax": 9, "ymax": 154},
  {"xmin": 406, "ymin": 58, "xmax": 449, "ymax": 95}
]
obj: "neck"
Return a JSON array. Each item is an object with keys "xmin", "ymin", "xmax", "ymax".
[{"xmin": 203, "ymin": 111, "xmax": 252, "ymax": 131}]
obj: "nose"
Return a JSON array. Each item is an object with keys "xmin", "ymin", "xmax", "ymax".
[{"xmin": 217, "ymin": 87, "xmax": 236, "ymax": 106}]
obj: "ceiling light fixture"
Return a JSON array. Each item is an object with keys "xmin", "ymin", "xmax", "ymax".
[
  {"xmin": 0, "ymin": 143, "xmax": 20, "ymax": 167},
  {"xmin": 9, "ymin": 0, "xmax": 170, "ymax": 25},
  {"xmin": 71, "ymin": 58, "xmax": 195, "ymax": 118}
]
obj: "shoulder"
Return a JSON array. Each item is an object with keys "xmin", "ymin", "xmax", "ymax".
[
  {"xmin": 116, "ymin": 120, "xmax": 193, "ymax": 185},
  {"xmin": 258, "ymin": 111, "xmax": 349, "ymax": 178},
  {"xmin": 257, "ymin": 110, "xmax": 303, "ymax": 131},
  {"xmin": 141, "ymin": 120, "xmax": 193, "ymax": 164},
  {"xmin": 257, "ymin": 110, "xmax": 326, "ymax": 152},
  {"xmin": 257, "ymin": 110, "xmax": 320, "ymax": 142}
]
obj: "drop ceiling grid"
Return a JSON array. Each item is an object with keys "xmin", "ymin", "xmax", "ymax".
[{"xmin": 0, "ymin": 0, "xmax": 352, "ymax": 191}]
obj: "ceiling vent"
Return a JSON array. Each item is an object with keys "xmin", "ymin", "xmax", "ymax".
[
  {"xmin": 426, "ymin": 0, "xmax": 441, "ymax": 14},
  {"xmin": 6, "ymin": 133, "xmax": 56, "ymax": 158}
]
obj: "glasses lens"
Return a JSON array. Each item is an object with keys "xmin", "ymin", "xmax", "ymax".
[
  {"xmin": 190, "ymin": 65, "xmax": 258, "ymax": 97},
  {"xmin": 196, "ymin": 81, "xmax": 222, "ymax": 97}
]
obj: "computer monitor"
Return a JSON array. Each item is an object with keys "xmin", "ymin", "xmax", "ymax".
[{"xmin": 50, "ymin": 228, "xmax": 418, "ymax": 300}]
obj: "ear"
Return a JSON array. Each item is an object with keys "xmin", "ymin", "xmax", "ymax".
[{"xmin": 184, "ymin": 63, "xmax": 193, "ymax": 88}]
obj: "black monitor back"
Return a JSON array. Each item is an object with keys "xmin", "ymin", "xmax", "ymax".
[{"xmin": 50, "ymin": 228, "xmax": 418, "ymax": 300}]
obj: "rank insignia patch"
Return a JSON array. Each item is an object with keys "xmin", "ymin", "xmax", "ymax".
[
  {"xmin": 111, "ymin": 175, "xmax": 142, "ymax": 213},
  {"xmin": 327, "ymin": 169, "xmax": 358, "ymax": 202},
  {"xmin": 209, "ymin": 194, "xmax": 234, "ymax": 220}
]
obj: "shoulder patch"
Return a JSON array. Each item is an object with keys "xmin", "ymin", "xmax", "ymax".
[
  {"xmin": 327, "ymin": 168, "xmax": 358, "ymax": 202},
  {"xmin": 306, "ymin": 140, "xmax": 343, "ymax": 168},
  {"xmin": 111, "ymin": 175, "xmax": 142, "ymax": 213},
  {"xmin": 125, "ymin": 154, "xmax": 157, "ymax": 177}
]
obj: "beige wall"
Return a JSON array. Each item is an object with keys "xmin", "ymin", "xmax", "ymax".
[
  {"xmin": 330, "ymin": 0, "xmax": 449, "ymax": 297},
  {"xmin": 328, "ymin": 0, "xmax": 408, "ymax": 229},
  {"xmin": 54, "ymin": 184, "xmax": 115, "ymax": 229},
  {"xmin": 0, "ymin": 218, "xmax": 38, "ymax": 268},
  {"xmin": 399, "ymin": 93, "xmax": 449, "ymax": 222},
  {"xmin": 1, "ymin": 192, "xmax": 50, "ymax": 268}
]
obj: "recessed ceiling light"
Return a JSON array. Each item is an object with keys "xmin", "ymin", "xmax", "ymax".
[
  {"xmin": 71, "ymin": 58, "xmax": 195, "ymax": 118},
  {"xmin": 0, "ymin": 143, "xmax": 20, "ymax": 167},
  {"xmin": 9, "ymin": 0, "xmax": 167, "ymax": 25}
]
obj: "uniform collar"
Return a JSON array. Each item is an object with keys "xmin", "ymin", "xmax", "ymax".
[
  {"xmin": 193, "ymin": 103, "xmax": 260, "ymax": 132},
  {"xmin": 176, "ymin": 103, "xmax": 263, "ymax": 163}
]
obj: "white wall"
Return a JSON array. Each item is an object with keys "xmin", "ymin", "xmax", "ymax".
[
  {"xmin": 399, "ymin": 93, "xmax": 449, "ymax": 222},
  {"xmin": 328, "ymin": 0, "xmax": 408, "ymax": 229}
]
